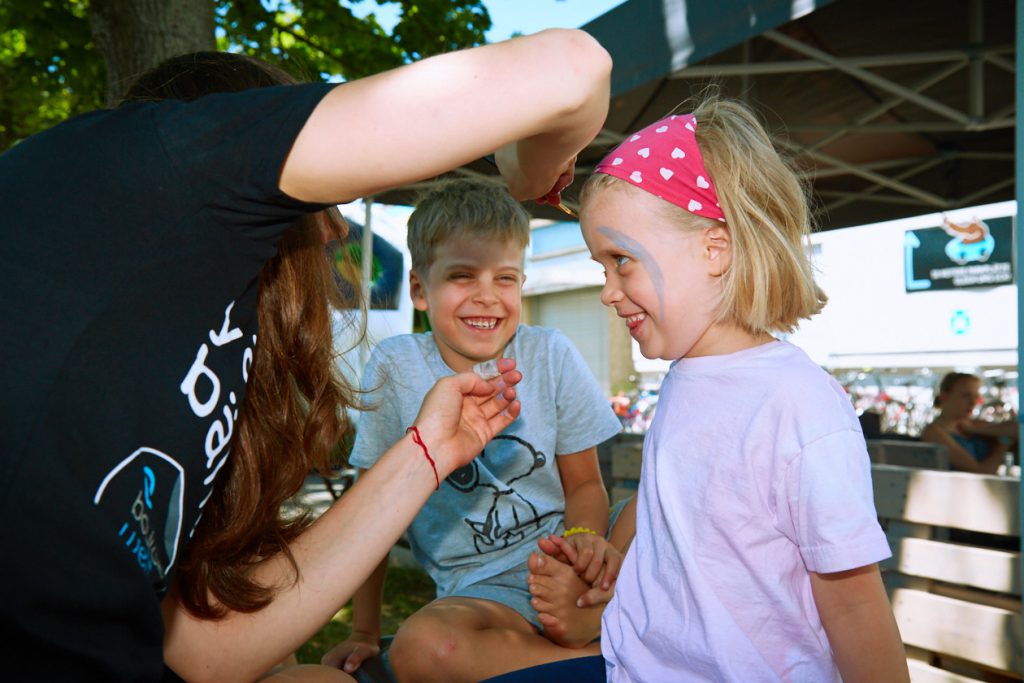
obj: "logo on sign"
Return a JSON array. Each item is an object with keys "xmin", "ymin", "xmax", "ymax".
[
  {"xmin": 904, "ymin": 215, "xmax": 1013, "ymax": 293},
  {"xmin": 941, "ymin": 217, "xmax": 995, "ymax": 265}
]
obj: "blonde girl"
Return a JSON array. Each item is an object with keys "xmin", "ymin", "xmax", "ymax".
[{"xmin": 487, "ymin": 96, "xmax": 908, "ymax": 683}]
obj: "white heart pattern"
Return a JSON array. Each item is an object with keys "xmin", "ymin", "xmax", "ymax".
[
  {"xmin": 656, "ymin": 125, "xmax": 669, "ymax": 133},
  {"xmin": 611, "ymin": 157, "xmax": 623, "ymax": 166},
  {"xmin": 696, "ymin": 175, "xmax": 710, "ymax": 189},
  {"xmin": 685, "ymin": 121, "xmax": 695, "ymax": 132},
  {"xmin": 671, "ymin": 147, "xmax": 685, "ymax": 159},
  {"xmin": 660, "ymin": 168, "xmax": 674, "ymax": 180},
  {"xmin": 630, "ymin": 134, "xmax": 641, "ymax": 142},
  {"xmin": 638, "ymin": 147, "xmax": 650, "ymax": 158},
  {"xmin": 630, "ymin": 170, "xmax": 643, "ymax": 183},
  {"xmin": 688, "ymin": 199, "xmax": 702, "ymax": 212}
]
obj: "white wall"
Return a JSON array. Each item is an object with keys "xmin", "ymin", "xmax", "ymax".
[
  {"xmin": 789, "ymin": 201, "xmax": 1017, "ymax": 370},
  {"xmin": 531, "ymin": 287, "xmax": 611, "ymax": 394}
]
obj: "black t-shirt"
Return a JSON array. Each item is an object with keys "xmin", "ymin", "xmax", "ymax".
[{"xmin": 0, "ymin": 82, "xmax": 333, "ymax": 679}]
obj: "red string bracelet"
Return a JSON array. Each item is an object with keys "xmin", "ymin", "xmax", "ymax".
[{"xmin": 406, "ymin": 426, "xmax": 440, "ymax": 490}]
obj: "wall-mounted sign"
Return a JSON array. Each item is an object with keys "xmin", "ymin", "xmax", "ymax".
[{"xmin": 903, "ymin": 216, "xmax": 1014, "ymax": 293}]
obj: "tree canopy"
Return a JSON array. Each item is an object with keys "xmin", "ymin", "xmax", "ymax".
[{"xmin": 0, "ymin": 0, "xmax": 492, "ymax": 152}]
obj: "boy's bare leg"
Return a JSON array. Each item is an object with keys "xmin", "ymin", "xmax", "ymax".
[
  {"xmin": 387, "ymin": 596, "xmax": 599, "ymax": 683},
  {"xmin": 526, "ymin": 551, "xmax": 605, "ymax": 649}
]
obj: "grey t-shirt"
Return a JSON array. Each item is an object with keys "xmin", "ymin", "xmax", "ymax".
[{"xmin": 349, "ymin": 324, "xmax": 622, "ymax": 596}]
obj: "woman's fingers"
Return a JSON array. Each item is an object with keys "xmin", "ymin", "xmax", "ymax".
[
  {"xmin": 535, "ymin": 157, "xmax": 576, "ymax": 205},
  {"xmin": 475, "ymin": 366, "xmax": 523, "ymax": 419}
]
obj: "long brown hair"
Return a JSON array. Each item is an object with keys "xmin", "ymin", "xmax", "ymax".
[{"xmin": 125, "ymin": 52, "xmax": 362, "ymax": 617}]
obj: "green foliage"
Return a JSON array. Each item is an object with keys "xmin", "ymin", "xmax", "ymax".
[
  {"xmin": 220, "ymin": 0, "xmax": 490, "ymax": 82},
  {"xmin": 0, "ymin": 0, "xmax": 491, "ymax": 152},
  {"xmin": 0, "ymin": 0, "xmax": 104, "ymax": 151},
  {"xmin": 295, "ymin": 564, "xmax": 436, "ymax": 663}
]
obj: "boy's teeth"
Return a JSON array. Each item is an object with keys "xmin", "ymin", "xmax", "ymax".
[
  {"xmin": 627, "ymin": 313, "xmax": 646, "ymax": 324},
  {"xmin": 465, "ymin": 318, "xmax": 497, "ymax": 329}
]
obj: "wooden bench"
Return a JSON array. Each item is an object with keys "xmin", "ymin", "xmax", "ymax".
[
  {"xmin": 608, "ymin": 437, "xmax": 643, "ymax": 504},
  {"xmin": 868, "ymin": 439, "xmax": 951, "ymax": 470},
  {"xmin": 873, "ymin": 463, "xmax": 1022, "ymax": 682}
]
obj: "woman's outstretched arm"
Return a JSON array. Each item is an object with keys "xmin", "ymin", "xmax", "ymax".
[
  {"xmin": 163, "ymin": 365, "xmax": 521, "ymax": 682},
  {"xmin": 280, "ymin": 29, "xmax": 611, "ymax": 205}
]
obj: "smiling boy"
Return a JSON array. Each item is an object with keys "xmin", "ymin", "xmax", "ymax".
[{"xmin": 322, "ymin": 179, "xmax": 622, "ymax": 683}]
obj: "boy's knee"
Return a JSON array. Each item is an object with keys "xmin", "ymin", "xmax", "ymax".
[{"xmin": 390, "ymin": 615, "xmax": 464, "ymax": 680}]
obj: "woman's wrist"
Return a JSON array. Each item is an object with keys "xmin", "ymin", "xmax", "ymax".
[
  {"xmin": 405, "ymin": 426, "xmax": 440, "ymax": 490},
  {"xmin": 403, "ymin": 422, "xmax": 465, "ymax": 484}
]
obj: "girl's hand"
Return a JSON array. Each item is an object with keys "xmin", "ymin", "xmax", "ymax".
[
  {"xmin": 320, "ymin": 630, "xmax": 381, "ymax": 673},
  {"xmin": 564, "ymin": 533, "xmax": 624, "ymax": 587},
  {"xmin": 412, "ymin": 359, "xmax": 522, "ymax": 477}
]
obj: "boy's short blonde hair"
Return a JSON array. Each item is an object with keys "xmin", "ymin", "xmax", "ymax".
[
  {"xmin": 407, "ymin": 178, "xmax": 532, "ymax": 273},
  {"xmin": 581, "ymin": 95, "xmax": 827, "ymax": 335}
]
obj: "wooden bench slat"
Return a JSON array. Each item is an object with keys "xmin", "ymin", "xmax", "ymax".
[
  {"xmin": 884, "ymin": 535, "xmax": 1021, "ymax": 596},
  {"xmin": 891, "ymin": 588, "xmax": 1023, "ymax": 674},
  {"xmin": 873, "ymin": 465, "xmax": 1021, "ymax": 535},
  {"xmin": 869, "ymin": 440, "xmax": 951, "ymax": 470},
  {"xmin": 611, "ymin": 443, "xmax": 642, "ymax": 480},
  {"xmin": 907, "ymin": 659, "xmax": 984, "ymax": 683}
]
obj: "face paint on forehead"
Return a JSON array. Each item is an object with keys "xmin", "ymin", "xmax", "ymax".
[{"xmin": 598, "ymin": 225, "xmax": 665, "ymax": 319}]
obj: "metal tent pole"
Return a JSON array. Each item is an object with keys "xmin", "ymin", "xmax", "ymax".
[
  {"xmin": 1016, "ymin": 0, "xmax": 1023, "ymax": 618},
  {"xmin": 360, "ymin": 197, "xmax": 374, "ymax": 372}
]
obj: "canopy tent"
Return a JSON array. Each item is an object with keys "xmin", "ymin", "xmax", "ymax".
[
  {"xmin": 364, "ymin": 1, "xmax": 1024, "ymax": 616},
  {"xmin": 376, "ymin": 0, "xmax": 1016, "ymax": 233}
]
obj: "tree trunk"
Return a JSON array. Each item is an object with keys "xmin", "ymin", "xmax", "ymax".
[{"xmin": 89, "ymin": 0, "xmax": 216, "ymax": 106}]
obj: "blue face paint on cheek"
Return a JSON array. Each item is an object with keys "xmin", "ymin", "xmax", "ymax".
[{"xmin": 597, "ymin": 225, "xmax": 665, "ymax": 318}]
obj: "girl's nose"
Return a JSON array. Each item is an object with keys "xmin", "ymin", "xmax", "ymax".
[{"xmin": 600, "ymin": 278, "xmax": 622, "ymax": 307}]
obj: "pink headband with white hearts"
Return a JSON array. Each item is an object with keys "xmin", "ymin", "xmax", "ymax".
[{"xmin": 595, "ymin": 114, "xmax": 725, "ymax": 223}]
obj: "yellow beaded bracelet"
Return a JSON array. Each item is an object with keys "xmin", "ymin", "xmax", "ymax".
[{"xmin": 563, "ymin": 526, "xmax": 598, "ymax": 538}]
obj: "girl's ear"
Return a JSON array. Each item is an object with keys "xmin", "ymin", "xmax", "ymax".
[
  {"xmin": 703, "ymin": 225, "xmax": 732, "ymax": 277},
  {"xmin": 409, "ymin": 269, "xmax": 430, "ymax": 311}
]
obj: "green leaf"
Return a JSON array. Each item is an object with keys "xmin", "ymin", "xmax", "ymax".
[{"xmin": 1, "ymin": 0, "xmax": 495, "ymax": 152}]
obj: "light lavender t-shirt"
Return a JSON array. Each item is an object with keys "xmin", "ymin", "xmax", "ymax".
[{"xmin": 602, "ymin": 341, "xmax": 891, "ymax": 683}]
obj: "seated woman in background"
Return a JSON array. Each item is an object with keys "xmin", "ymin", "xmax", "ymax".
[{"xmin": 921, "ymin": 372, "xmax": 1017, "ymax": 474}]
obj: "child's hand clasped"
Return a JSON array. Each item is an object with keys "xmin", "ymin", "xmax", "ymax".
[
  {"xmin": 540, "ymin": 532, "xmax": 624, "ymax": 598},
  {"xmin": 321, "ymin": 630, "xmax": 381, "ymax": 674}
]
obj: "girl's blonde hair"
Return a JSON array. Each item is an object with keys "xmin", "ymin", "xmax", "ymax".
[{"xmin": 582, "ymin": 95, "xmax": 827, "ymax": 335}]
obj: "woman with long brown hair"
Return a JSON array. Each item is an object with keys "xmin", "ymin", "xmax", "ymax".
[{"xmin": 0, "ymin": 32, "xmax": 611, "ymax": 682}]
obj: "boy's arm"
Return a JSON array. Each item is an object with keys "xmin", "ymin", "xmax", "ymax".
[
  {"xmin": 558, "ymin": 448, "xmax": 613, "ymax": 584},
  {"xmin": 320, "ymin": 470, "xmax": 388, "ymax": 673},
  {"xmin": 809, "ymin": 564, "xmax": 909, "ymax": 683},
  {"xmin": 559, "ymin": 447, "xmax": 609, "ymax": 535}
]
